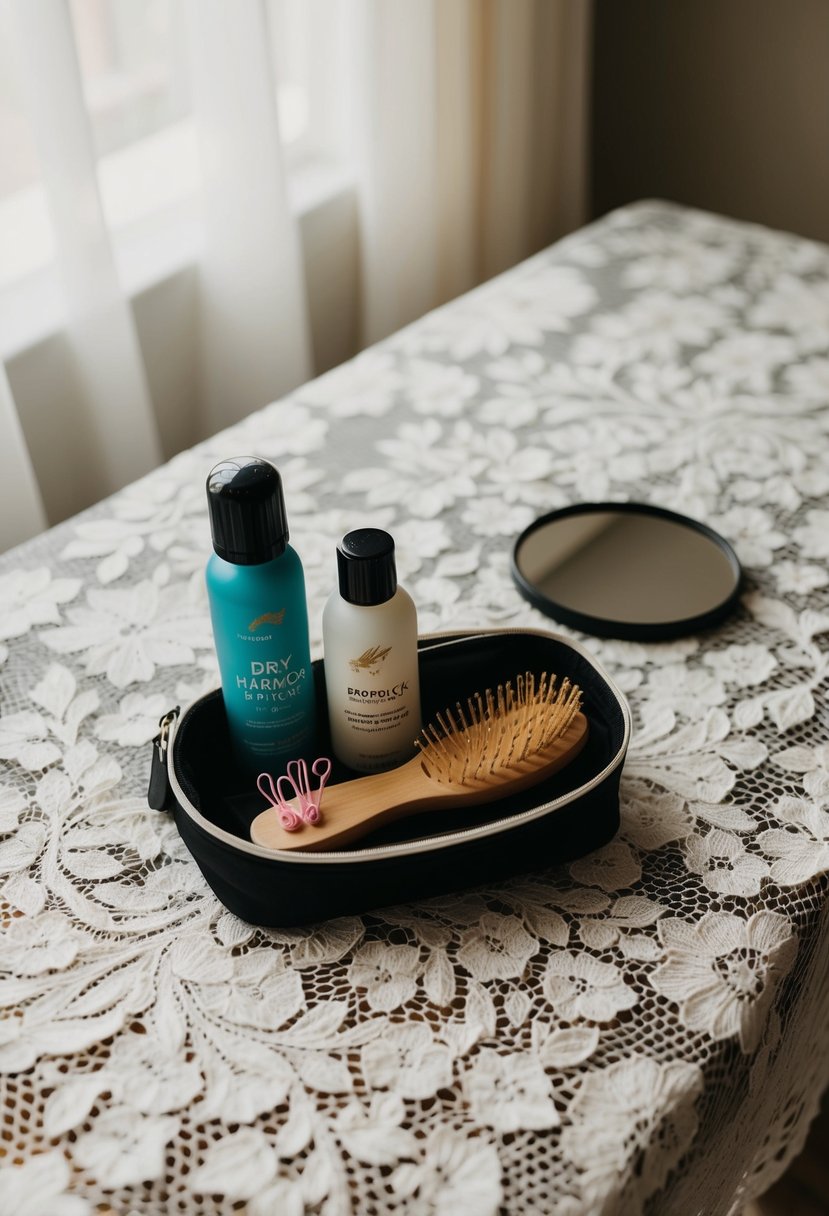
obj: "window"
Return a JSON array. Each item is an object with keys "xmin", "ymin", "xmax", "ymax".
[
  {"xmin": 0, "ymin": 0, "xmax": 347, "ymax": 299},
  {"xmin": 0, "ymin": 7, "xmax": 54, "ymax": 283}
]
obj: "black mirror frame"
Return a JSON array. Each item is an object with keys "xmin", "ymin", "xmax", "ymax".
[{"xmin": 510, "ymin": 501, "xmax": 743, "ymax": 642}]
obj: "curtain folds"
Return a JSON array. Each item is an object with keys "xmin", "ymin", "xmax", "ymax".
[
  {"xmin": 0, "ymin": 362, "xmax": 46, "ymax": 553},
  {"xmin": 350, "ymin": 0, "xmax": 441, "ymax": 345},
  {"xmin": 9, "ymin": 0, "xmax": 164, "ymax": 491},
  {"xmin": 184, "ymin": 0, "xmax": 313, "ymax": 437},
  {"xmin": 355, "ymin": 0, "xmax": 592, "ymax": 342},
  {"xmin": 0, "ymin": 0, "xmax": 591, "ymax": 551}
]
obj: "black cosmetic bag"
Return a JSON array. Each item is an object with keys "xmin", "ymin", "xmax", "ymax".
[{"xmin": 149, "ymin": 628, "xmax": 630, "ymax": 927}]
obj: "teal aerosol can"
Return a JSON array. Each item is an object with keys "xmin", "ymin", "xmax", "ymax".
[{"xmin": 205, "ymin": 457, "xmax": 316, "ymax": 774}]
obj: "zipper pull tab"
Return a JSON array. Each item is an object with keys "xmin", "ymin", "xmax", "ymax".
[{"xmin": 148, "ymin": 707, "xmax": 180, "ymax": 811}]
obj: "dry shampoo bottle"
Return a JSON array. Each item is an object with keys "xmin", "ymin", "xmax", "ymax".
[
  {"xmin": 323, "ymin": 529, "xmax": 421, "ymax": 772},
  {"xmin": 205, "ymin": 457, "xmax": 315, "ymax": 774}
]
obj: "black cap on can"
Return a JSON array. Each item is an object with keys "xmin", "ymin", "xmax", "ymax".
[
  {"xmin": 206, "ymin": 457, "xmax": 288, "ymax": 565},
  {"xmin": 336, "ymin": 529, "xmax": 397, "ymax": 605}
]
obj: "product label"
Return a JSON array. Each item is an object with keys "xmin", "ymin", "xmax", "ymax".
[
  {"xmin": 247, "ymin": 609, "xmax": 285, "ymax": 633},
  {"xmin": 343, "ymin": 698, "xmax": 413, "ymax": 770},
  {"xmin": 343, "ymin": 681, "xmax": 412, "ymax": 745},
  {"xmin": 233, "ymin": 607, "xmax": 286, "ymax": 644},
  {"xmin": 236, "ymin": 655, "xmax": 308, "ymax": 703},
  {"xmin": 347, "ymin": 682, "xmax": 409, "ymax": 699},
  {"xmin": 349, "ymin": 644, "xmax": 392, "ymax": 675},
  {"xmin": 344, "ymin": 643, "xmax": 409, "ymax": 740},
  {"xmin": 344, "ymin": 701, "xmax": 411, "ymax": 729},
  {"xmin": 330, "ymin": 625, "xmax": 419, "ymax": 770},
  {"xmin": 235, "ymin": 648, "xmax": 314, "ymax": 759}
]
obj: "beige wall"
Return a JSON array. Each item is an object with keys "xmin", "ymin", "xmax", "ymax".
[{"xmin": 591, "ymin": 0, "xmax": 829, "ymax": 243}]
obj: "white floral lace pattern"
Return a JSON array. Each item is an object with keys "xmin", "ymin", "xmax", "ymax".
[{"xmin": 2, "ymin": 201, "xmax": 829, "ymax": 1215}]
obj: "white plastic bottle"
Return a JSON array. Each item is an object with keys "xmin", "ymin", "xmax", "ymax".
[{"xmin": 323, "ymin": 529, "xmax": 421, "ymax": 773}]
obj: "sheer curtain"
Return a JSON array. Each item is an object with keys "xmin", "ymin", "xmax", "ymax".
[
  {"xmin": 354, "ymin": 0, "xmax": 592, "ymax": 342},
  {"xmin": 0, "ymin": 0, "xmax": 591, "ymax": 552},
  {"xmin": 183, "ymin": 0, "xmax": 313, "ymax": 436}
]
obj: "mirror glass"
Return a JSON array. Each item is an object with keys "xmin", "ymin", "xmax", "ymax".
[{"xmin": 512, "ymin": 505, "xmax": 741, "ymax": 640}]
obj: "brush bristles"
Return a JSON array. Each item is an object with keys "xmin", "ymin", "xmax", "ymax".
[{"xmin": 415, "ymin": 672, "xmax": 582, "ymax": 786}]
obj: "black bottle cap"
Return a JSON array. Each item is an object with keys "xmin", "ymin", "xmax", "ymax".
[
  {"xmin": 206, "ymin": 457, "xmax": 288, "ymax": 565},
  {"xmin": 336, "ymin": 529, "xmax": 397, "ymax": 605}
]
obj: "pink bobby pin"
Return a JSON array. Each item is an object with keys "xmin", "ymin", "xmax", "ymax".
[
  {"xmin": 257, "ymin": 771, "xmax": 302, "ymax": 831},
  {"xmin": 307, "ymin": 757, "xmax": 332, "ymax": 824},
  {"xmin": 257, "ymin": 757, "xmax": 332, "ymax": 832}
]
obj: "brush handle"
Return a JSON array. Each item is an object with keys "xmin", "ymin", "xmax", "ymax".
[{"xmin": 250, "ymin": 712, "xmax": 588, "ymax": 853}]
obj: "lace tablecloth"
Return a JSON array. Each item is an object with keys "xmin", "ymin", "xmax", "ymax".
[{"xmin": 3, "ymin": 200, "xmax": 829, "ymax": 1216}]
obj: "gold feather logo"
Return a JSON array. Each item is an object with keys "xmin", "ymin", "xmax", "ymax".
[
  {"xmin": 248, "ymin": 609, "xmax": 286, "ymax": 632},
  {"xmin": 349, "ymin": 645, "xmax": 392, "ymax": 674}
]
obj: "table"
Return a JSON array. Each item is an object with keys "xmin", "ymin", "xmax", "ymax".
[{"xmin": 2, "ymin": 200, "xmax": 829, "ymax": 1215}]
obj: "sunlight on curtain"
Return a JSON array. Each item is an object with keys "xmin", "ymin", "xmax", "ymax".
[
  {"xmin": 349, "ymin": 0, "xmax": 440, "ymax": 344},
  {"xmin": 0, "ymin": 0, "xmax": 592, "ymax": 551},
  {"xmin": 183, "ymin": 0, "xmax": 312, "ymax": 436},
  {"xmin": 0, "ymin": 0, "xmax": 312, "ymax": 544},
  {"xmin": 9, "ymin": 0, "xmax": 163, "ymax": 490}
]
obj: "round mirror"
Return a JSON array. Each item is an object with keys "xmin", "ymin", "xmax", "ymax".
[{"xmin": 511, "ymin": 503, "xmax": 742, "ymax": 641}]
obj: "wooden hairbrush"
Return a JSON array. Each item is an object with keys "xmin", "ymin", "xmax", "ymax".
[{"xmin": 250, "ymin": 672, "xmax": 588, "ymax": 852}]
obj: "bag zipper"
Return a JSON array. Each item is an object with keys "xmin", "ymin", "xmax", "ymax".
[
  {"xmin": 166, "ymin": 628, "xmax": 631, "ymax": 865},
  {"xmin": 148, "ymin": 706, "xmax": 180, "ymax": 810}
]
